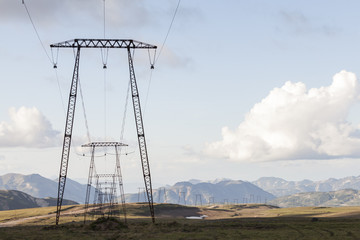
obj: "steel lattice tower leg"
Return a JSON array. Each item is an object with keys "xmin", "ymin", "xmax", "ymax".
[
  {"xmin": 56, "ymin": 47, "xmax": 81, "ymax": 225},
  {"xmin": 84, "ymin": 145, "xmax": 95, "ymax": 223},
  {"xmin": 115, "ymin": 146, "xmax": 127, "ymax": 223},
  {"xmin": 108, "ymin": 175, "xmax": 116, "ymax": 217},
  {"xmin": 93, "ymin": 175, "xmax": 100, "ymax": 205},
  {"xmin": 127, "ymin": 47, "xmax": 155, "ymax": 223}
]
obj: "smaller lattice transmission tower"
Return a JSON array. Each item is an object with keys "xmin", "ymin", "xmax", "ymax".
[{"xmin": 82, "ymin": 142, "xmax": 127, "ymax": 223}]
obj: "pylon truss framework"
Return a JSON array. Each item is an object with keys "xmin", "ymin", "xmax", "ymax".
[
  {"xmin": 52, "ymin": 39, "xmax": 157, "ymax": 225},
  {"xmin": 50, "ymin": 39, "xmax": 157, "ymax": 49},
  {"xmin": 82, "ymin": 142, "xmax": 128, "ymax": 148}
]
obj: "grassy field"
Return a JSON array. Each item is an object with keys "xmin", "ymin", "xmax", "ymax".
[{"xmin": 1, "ymin": 203, "xmax": 360, "ymax": 239}]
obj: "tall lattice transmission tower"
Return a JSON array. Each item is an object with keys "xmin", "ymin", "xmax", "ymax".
[{"xmin": 51, "ymin": 39, "xmax": 157, "ymax": 225}]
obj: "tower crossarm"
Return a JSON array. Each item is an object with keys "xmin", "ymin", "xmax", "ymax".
[
  {"xmin": 95, "ymin": 173, "xmax": 117, "ymax": 178},
  {"xmin": 81, "ymin": 142, "xmax": 128, "ymax": 147},
  {"xmin": 50, "ymin": 39, "xmax": 157, "ymax": 49}
]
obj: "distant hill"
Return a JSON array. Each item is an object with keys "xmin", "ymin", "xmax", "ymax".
[
  {"xmin": 7, "ymin": 173, "xmax": 360, "ymax": 207},
  {"xmin": 252, "ymin": 176, "xmax": 360, "ymax": 197},
  {"xmin": 269, "ymin": 189, "xmax": 360, "ymax": 207},
  {"xmin": 126, "ymin": 180, "xmax": 276, "ymax": 205},
  {"xmin": 0, "ymin": 190, "xmax": 77, "ymax": 210},
  {"xmin": 0, "ymin": 173, "xmax": 91, "ymax": 204}
]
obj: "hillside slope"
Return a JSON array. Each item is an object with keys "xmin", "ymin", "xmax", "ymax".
[
  {"xmin": 0, "ymin": 190, "xmax": 77, "ymax": 210},
  {"xmin": 0, "ymin": 173, "xmax": 90, "ymax": 204}
]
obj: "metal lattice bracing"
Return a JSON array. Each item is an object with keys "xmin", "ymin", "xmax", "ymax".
[
  {"xmin": 82, "ymin": 142, "xmax": 128, "ymax": 148},
  {"xmin": 50, "ymin": 39, "xmax": 157, "ymax": 49},
  {"xmin": 83, "ymin": 145, "xmax": 95, "ymax": 223},
  {"xmin": 115, "ymin": 146, "xmax": 127, "ymax": 223},
  {"xmin": 52, "ymin": 39, "xmax": 157, "ymax": 225},
  {"xmin": 55, "ymin": 47, "xmax": 81, "ymax": 225},
  {"xmin": 127, "ymin": 47, "xmax": 155, "ymax": 222}
]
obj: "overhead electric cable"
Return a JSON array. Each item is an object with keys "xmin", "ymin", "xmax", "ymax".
[
  {"xmin": 79, "ymin": 79, "xmax": 92, "ymax": 143},
  {"xmin": 143, "ymin": 0, "xmax": 181, "ymax": 115},
  {"xmin": 155, "ymin": 0, "xmax": 181, "ymax": 64},
  {"xmin": 143, "ymin": 70, "xmax": 154, "ymax": 116},
  {"xmin": 54, "ymin": 69, "xmax": 67, "ymax": 117},
  {"xmin": 103, "ymin": 69, "xmax": 108, "ymax": 142},
  {"xmin": 101, "ymin": 0, "xmax": 108, "ymax": 145},
  {"xmin": 22, "ymin": 0, "xmax": 66, "ymax": 116},
  {"xmin": 22, "ymin": 0, "xmax": 52, "ymax": 64},
  {"xmin": 103, "ymin": 62, "xmax": 108, "ymax": 173},
  {"xmin": 51, "ymin": 47, "xmax": 66, "ymax": 116},
  {"xmin": 77, "ymin": 151, "xmax": 134, "ymax": 158},
  {"xmin": 120, "ymin": 80, "xmax": 131, "ymax": 141}
]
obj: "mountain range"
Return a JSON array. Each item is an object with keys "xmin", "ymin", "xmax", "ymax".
[
  {"xmin": 4, "ymin": 173, "xmax": 360, "ymax": 208},
  {"xmin": 126, "ymin": 180, "xmax": 276, "ymax": 205},
  {"xmin": 252, "ymin": 176, "xmax": 360, "ymax": 197},
  {"xmin": 269, "ymin": 189, "xmax": 360, "ymax": 208},
  {"xmin": 0, "ymin": 173, "xmax": 89, "ymax": 204}
]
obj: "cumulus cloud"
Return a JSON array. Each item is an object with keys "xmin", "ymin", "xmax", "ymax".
[
  {"xmin": 0, "ymin": 107, "xmax": 61, "ymax": 148},
  {"xmin": 205, "ymin": 70, "xmax": 360, "ymax": 162}
]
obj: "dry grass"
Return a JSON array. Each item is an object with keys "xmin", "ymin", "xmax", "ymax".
[
  {"xmin": 3, "ymin": 203, "xmax": 360, "ymax": 227},
  {"xmin": 0, "ymin": 205, "xmax": 80, "ymax": 222},
  {"xmin": 267, "ymin": 206, "xmax": 360, "ymax": 218},
  {"xmin": 1, "ymin": 204, "xmax": 360, "ymax": 239}
]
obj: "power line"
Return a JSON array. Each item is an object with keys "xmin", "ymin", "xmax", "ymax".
[
  {"xmin": 22, "ymin": 0, "xmax": 52, "ymax": 65},
  {"xmin": 155, "ymin": 0, "xmax": 181, "ymax": 64},
  {"xmin": 120, "ymin": 80, "xmax": 131, "ymax": 141},
  {"xmin": 54, "ymin": 69, "xmax": 67, "ymax": 117},
  {"xmin": 103, "ymin": 69, "xmax": 107, "ymax": 142},
  {"xmin": 143, "ymin": 0, "xmax": 181, "ymax": 115},
  {"xmin": 22, "ymin": 0, "xmax": 67, "ymax": 117},
  {"xmin": 79, "ymin": 79, "xmax": 92, "ymax": 143},
  {"xmin": 143, "ymin": 69, "xmax": 154, "ymax": 116},
  {"xmin": 102, "ymin": 0, "xmax": 108, "ymax": 143}
]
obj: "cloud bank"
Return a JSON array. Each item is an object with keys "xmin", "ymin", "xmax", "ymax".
[
  {"xmin": 205, "ymin": 70, "xmax": 360, "ymax": 162},
  {"xmin": 0, "ymin": 107, "xmax": 60, "ymax": 148}
]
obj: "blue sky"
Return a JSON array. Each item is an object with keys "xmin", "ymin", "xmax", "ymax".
[{"xmin": 2, "ymin": 0, "xmax": 360, "ymax": 191}]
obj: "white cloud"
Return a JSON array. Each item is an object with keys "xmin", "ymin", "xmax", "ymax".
[
  {"xmin": 0, "ymin": 107, "xmax": 61, "ymax": 148},
  {"xmin": 205, "ymin": 70, "xmax": 360, "ymax": 162}
]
